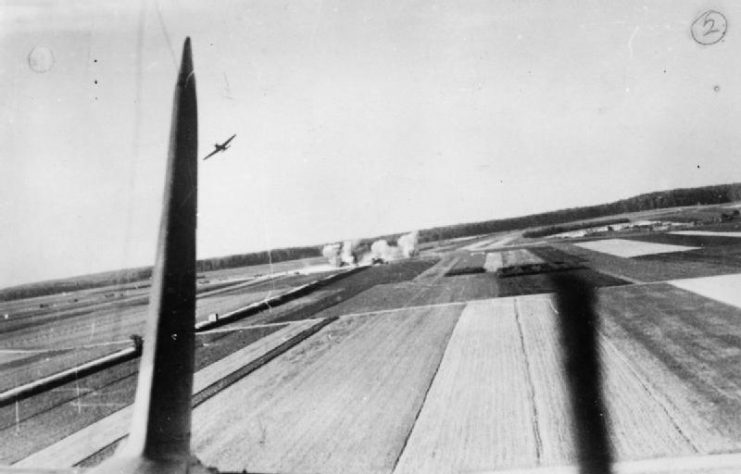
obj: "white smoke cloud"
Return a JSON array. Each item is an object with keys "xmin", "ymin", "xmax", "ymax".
[
  {"xmin": 369, "ymin": 231, "xmax": 419, "ymax": 263},
  {"xmin": 341, "ymin": 240, "xmax": 360, "ymax": 265},
  {"xmin": 322, "ymin": 243, "xmax": 342, "ymax": 266},
  {"xmin": 324, "ymin": 231, "xmax": 419, "ymax": 267},
  {"xmin": 397, "ymin": 231, "xmax": 419, "ymax": 258},
  {"xmin": 323, "ymin": 240, "xmax": 361, "ymax": 267}
]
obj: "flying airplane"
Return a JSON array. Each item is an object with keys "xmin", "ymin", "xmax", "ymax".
[{"xmin": 202, "ymin": 134, "xmax": 236, "ymax": 160}]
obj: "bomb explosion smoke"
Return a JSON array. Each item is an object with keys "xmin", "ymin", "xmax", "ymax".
[{"xmin": 322, "ymin": 231, "xmax": 419, "ymax": 267}]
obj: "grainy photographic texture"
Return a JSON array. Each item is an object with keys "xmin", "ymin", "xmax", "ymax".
[{"xmin": 3, "ymin": 2, "xmax": 741, "ymax": 473}]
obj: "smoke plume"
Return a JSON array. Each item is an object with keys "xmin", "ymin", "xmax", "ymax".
[{"xmin": 323, "ymin": 231, "xmax": 419, "ymax": 267}]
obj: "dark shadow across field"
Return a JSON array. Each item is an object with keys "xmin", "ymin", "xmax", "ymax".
[
  {"xmin": 550, "ymin": 242, "xmax": 741, "ymax": 282},
  {"xmin": 496, "ymin": 268, "xmax": 627, "ymax": 297},
  {"xmin": 597, "ymin": 283, "xmax": 741, "ymax": 441}
]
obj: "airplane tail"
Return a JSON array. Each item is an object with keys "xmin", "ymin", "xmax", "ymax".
[{"xmin": 89, "ymin": 37, "xmax": 206, "ymax": 474}]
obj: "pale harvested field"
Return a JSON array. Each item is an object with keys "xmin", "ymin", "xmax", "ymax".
[
  {"xmin": 395, "ymin": 294, "xmax": 706, "ymax": 474},
  {"xmin": 195, "ymin": 288, "xmax": 283, "ymax": 323},
  {"xmin": 672, "ymin": 231, "xmax": 741, "ymax": 238},
  {"xmin": 462, "ymin": 236, "xmax": 501, "ymax": 251},
  {"xmin": 670, "ymin": 273, "xmax": 741, "ymax": 309},
  {"xmin": 15, "ymin": 320, "xmax": 319, "ymax": 469},
  {"xmin": 483, "ymin": 249, "xmax": 545, "ymax": 272},
  {"xmin": 192, "ymin": 305, "xmax": 462, "ymax": 474},
  {"xmin": 0, "ymin": 350, "xmax": 46, "ymax": 366},
  {"xmin": 393, "ymin": 299, "xmax": 540, "ymax": 473},
  {"xmin": 463, "ymin": 233, "xmax": 520, "ymax": 251},
  {"xmin": 574, "ymin": 239, "xmax": 699, "ymax": 258}
]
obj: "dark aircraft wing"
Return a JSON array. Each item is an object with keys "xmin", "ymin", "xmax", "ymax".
[
  {"xmin": 221, "ymin": 134, "xmax": 236, "ymax": 147},
  {"xmin": 202, "ymin": 148, "xmax": 220, "ymax": 160}
]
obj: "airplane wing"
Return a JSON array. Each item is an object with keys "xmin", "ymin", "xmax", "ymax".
[
  {"xmin": 221, "ymin": 134, "xmax": 236, "ymax": 147},
  {"xmin": 202, "ymin": 148, "xmax": 219, "ymax": 161}
]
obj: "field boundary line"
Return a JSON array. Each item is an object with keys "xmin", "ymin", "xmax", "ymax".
[
  {"xmin": 598, "ymin": 332, "xmax": 698, "ymax": 452},
  {"xmin": 390, "ymin": 302, "xmax": 462, "ymax": 473},
  {"xmin": 338, "ymin": 301, "xmax": 467, "ymax": 320},
  {"xmin": 0, "ymin": 349, "xmax": 56, "ymax": 354},
  {"xmin": 513, "ymin": 299, "xmax": 543, "ymax": 463},
  {"xmin": 196, "ymin": 320, "xmax": 308, "ymax": 334},
  {"xmin": 0, "ymin": 346, "xmax": 140, "ymax": 408},
  {"xmin": 337, "ymin": 286, "xmax": 679, "ymax": 323},
  {"xmin": 195, "ymin": 266, "xmax": 364, "ymax": 331},
  {"xmin": 16, "ymin": 318, "xmax": 335, "ymax": 469},
  {"xmin": 74, "ymin": 317, "xmax": 337, "ymax": 468},
  {"xmin": 591, "ymin": 268, "xmax": 643, "ymax": 284},
  {"xmin": 0, "ymin": 366, "xmax": 138, "ymax": 432},
  {"xmin": 413, "ymin": 256, "xmax": 461, "ymax": 282},
  {"xmin": 195, "ymin": 274, "xmax": 273, "ymax": 299}
]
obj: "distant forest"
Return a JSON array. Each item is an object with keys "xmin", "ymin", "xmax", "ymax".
[
  {"xmin": 3, "ymin": 182, "xmax": 741, "ymax": 301},
  {"xmin": 415, "ymin": 182, "xmax": 741, "ymax": 243},
  {"xmin": 0, "ymin": 246, "xmax": 321, "ymax": 302}
]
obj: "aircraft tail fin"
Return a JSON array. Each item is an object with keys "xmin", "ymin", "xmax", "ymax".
[{"xmin": 90, "ymin": 37, "xmax": 204, "ymax": 474}]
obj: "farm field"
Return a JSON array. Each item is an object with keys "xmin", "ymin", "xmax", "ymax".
[
  {"xmin": 10, "ymin": 321, "xmax": 307, "ymax": 467},
  {"xmin": 550, "ymin": 242, "xmax": 741, "ymax": 282},
  {"xmin": 445, "ymin": 248, "xmax": 548, "ymax": 275},
  {"xmin": 198, "ymin": 256, "xmax": 330, "ymax": 280},
  {"xmin": 192, "ymin": 305, "xmax": 462, "ymax": 473},
  {"xmin": 395, "ymin": 293, "xmax": 706, "ymax": 473},
  {"xmin": 596, "ymin": 283, "xmax": 741, "ymax": 453},
  {"xmin": 461, "ymin": 232, "xmax": 520, "ymax": 251},
  {"xmin": 0, "ymin": 342, "xmax": 131, "ymax": 392},
  {"xmin": 446, "ymin": 251, "xmax": 487, "ymax": 275},
  {"xmin": 2, "ymin": 258, "xmax": 439, "ymax": 466},
  {"xmin": 670, "ymin": 273, "xmax": 741, "ymax": 309},
  {"xmin": 573, "ymin": 238, "xmax": 699, "ymax": 258},
  {"xmin": 673, "ymin": 231, "xmax": 741, "ymax": 238},
  {"xmin": 2, "ymin": 323, "xmax": 288, "ymax": 465},
  {"xmin": 629, "ymin": 232, "xmax": 741, "ymax": 248},
  {"xmin": 0, "ymin": 263, "xmax": 346, "ymax": 393},
  {"xmin": 483, "ymin": 248, "xmax": 545, "ymax": 272},
  {"xmin": 11, "ymin": 209, "xmax": 741, "ymax": 473},
  {"xmin": 310, "ymin": 274, "xmax": 495, "ymax": 317},
  {"xmin": 495, "ymin": 268, "xmax": 627, "ymax": 297},
  {"xmin": 264, "ymin": 259, "xmax": 438, "ymax": 324},
  {"xmin": 393, "ymin": 299, "xmax": 542, "ymax": 473}
]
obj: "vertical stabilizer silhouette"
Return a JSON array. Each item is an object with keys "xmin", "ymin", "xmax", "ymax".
[{"xmin": 89, "ymin": 37, "xmax": 208, "ymax": 474}]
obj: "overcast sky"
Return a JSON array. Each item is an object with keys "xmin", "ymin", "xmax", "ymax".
[{"xmin": 2, "ymin": 0, "xmax": 741, "ymax": 288}]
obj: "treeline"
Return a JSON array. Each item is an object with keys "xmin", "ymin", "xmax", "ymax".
[
  {"xmin": 0, "ymin": 246, "xmax": 322, "ymax": 302},
  {"xmin": 417, "ymin": 183, "xmax": 741, "ymax": 243},
  {"xmin": 195, "ymin": 246, "xmax": 321, "ymax": 272},
  {"xmin": 0, "ymin": 267, "xmax": 152, "ymax": 302},
  {"xmin": 6, "ymin": 182, "xmax": 741, "ymax": 301}
]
